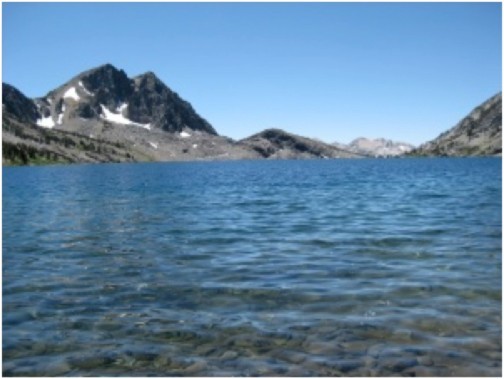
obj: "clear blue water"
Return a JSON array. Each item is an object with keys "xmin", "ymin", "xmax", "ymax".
[{"xmin": 3, "ymin": 158, "xmax": 502, "ymax": 376}]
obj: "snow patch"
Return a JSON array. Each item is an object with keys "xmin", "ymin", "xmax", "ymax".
[
  {"xmin": 78, "ymin": 81, "xmax": 94, "ymax": 96},
  {"xmin": 99, "ymin": 104, "xmax": 151, "ymax": 130},
  {"xmin": 57, "ymin": 104, "xmax": 66, "ymax": 125},
  {"xmin": 36, "ymin": 115, "xmax": 55, "ymax": 128},
  {"xmin": 116, "ymin": 103, "xmax": 128, "ymax": 113},
  {"xmin": 148, "ymin": 141, "xmax": 158, "ymax": 149},
  {"xmin": 47, "ymin": 98, "xmax": 53, "ymax": 104},
  {"xmin": 180, "ymin": 131, "xmax": 191, "ymax": 138},
  {"xmin": 63, "ymin": 86, "xmax": 80, "ymax": 101},
  {"xmin": 192, "ymin": 144, "xmax": 198, "ymax": 149}
]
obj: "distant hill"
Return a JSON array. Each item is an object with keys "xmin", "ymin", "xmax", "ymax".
[
  {"xmin": 408, "ymin": 93, "xmax": 502, "ymax": 157},
  {"xmin": 240, "ymin": 128, "xmax": 360, "ymax": 159},
  {"xmin": 333, "ymin": 137, "xmax": 414, "ymax": 157}
]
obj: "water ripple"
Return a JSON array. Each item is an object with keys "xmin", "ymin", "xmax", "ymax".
[{"xmin": 3, "ymin": 158, "xmax": 501, "ymax": 376}]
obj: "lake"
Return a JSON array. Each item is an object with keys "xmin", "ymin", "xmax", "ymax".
[{"xmin": 3, "ymin": 158, "xmax": 502, "ymax": 376}]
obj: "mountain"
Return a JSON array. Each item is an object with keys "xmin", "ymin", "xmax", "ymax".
[
  {"xmin": 408, "ymin": 93, "xmax": 502, "ymax": 157},
  {"xmin": 34, "ymin": 64, "xmax": 217, "ymax": 135},
  {"xmin": 2, "ymin": 64, "xmax": 262, "ymax": 164},
  {"xmin": 2, "ymin": 85, "xmax": 259, "ymax": 165},
  {"xmin": 239, "ymin": 128, "xmax": 360, "ymax": 159},
  {"xmin": 333, "ymin": 137, "xmax": 415, "ymax": 157}
]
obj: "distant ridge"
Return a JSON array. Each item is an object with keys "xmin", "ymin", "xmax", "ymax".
[{"xmin": 332, "ymin": 137, "xmax": 415, "ymax": 157}]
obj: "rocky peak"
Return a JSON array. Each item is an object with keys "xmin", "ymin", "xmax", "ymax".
[
  {"xmin": 132, "ymin": 71, "xmax": 172, "ymax": 98},
  {"xmin": 79, "ymin": 64, "xmax": 133, "ymax": 108},
  {"xmin": 134, "ymin": 71, "xmax": 160, "ymax": 83}
]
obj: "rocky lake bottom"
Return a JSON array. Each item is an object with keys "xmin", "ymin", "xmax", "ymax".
[{"xmin": 3, "ymin": 158, "xmax": 502, "ymax": 376}]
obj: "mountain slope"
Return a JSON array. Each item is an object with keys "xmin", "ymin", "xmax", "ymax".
[
  {"xmin": 3, "ymin": 112, "xmax": 145, "ymax": 165},
  {"xmin": 408, "ymin": 93, "xmax": 502, "ymax": 157},
  {"xmin": 2, "ymin": 83, "xmax": 150, "ymax": 165},
  {"xmin": 3, "ymin": 83, "xmax": 40, "ymax": 124},
  {"xmin": 239, "ymin": 128, "xmax": 360, "ymax": 159}
]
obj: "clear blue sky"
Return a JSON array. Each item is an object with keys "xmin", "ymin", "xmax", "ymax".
[{"xmin": 3, "ymin": 2, "xmax": 502, "ymax": 145}]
